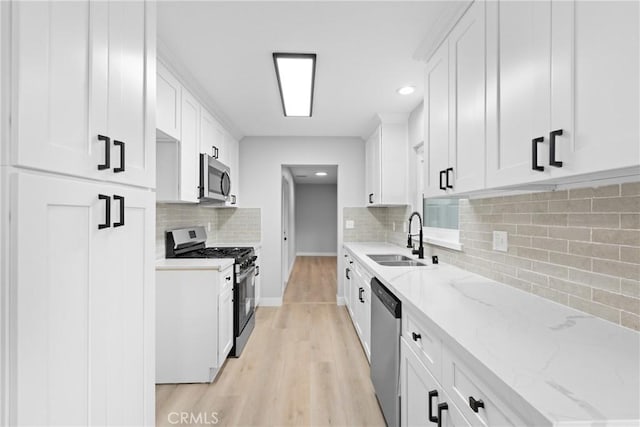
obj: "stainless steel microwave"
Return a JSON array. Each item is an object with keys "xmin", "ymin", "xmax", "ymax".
[{"xmin": 199, "ymin": 153, "xmax": 231, "ymax": 203}]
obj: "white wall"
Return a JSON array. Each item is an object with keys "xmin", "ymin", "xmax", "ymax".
[
  {"xmin": 295, "ymin": 184, "xmax": 338, "ymax": 255},
  {"xmin": 239, "ymin": 137, "xmax": 365, "ymax": 305}
]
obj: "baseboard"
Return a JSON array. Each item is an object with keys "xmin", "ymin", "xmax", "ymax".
[
  {"xmin": 336, "ymin": 296, "xmax": 345, "ymax": 306},
  {"xmin": 259, "ymin": 297, "xmax": 283, "ymax": 307},
  {"xmin": 296, "ymin": 252, "xmax": 338, "ymax": 256}
]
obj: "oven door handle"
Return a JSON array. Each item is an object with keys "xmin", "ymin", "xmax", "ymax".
[{"xmin": 236, "ymin": 265, "xmax": 256, "ymax": 283}]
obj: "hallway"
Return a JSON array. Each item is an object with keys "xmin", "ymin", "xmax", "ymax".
[{"xmin": 156, "ymin": 256, "xmax": 385, "ymax": 426}]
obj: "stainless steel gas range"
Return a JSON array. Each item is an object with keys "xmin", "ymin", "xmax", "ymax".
[{"xmin": 165, "ymin": 226, "xmax": 256, "ymax": 357}]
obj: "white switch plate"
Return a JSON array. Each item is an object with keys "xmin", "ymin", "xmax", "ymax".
[
  {"xmin": 493, "ymin": 231, "xmax": 508, "ymax": 252},
  {"xmin": 392, "ymin": 222, "xmax": 396, "ymax": 232},
  {"xmin": 345, "ymin": 220, "xmax": 355, "ymax": 229},
  {"xmin": 207, "ymin": 222, "xmax": 212, "ymax": 232}
]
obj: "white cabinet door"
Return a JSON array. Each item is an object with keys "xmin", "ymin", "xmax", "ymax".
[
  {"xmin": 449, "ymin": 1, "xmax": 486, "ymax": 193},
  {"xmin": 200, "ymin": 108, "xmax": 217, "ymax": 156},
  {"xmin": 344, "ymin": 261, "xmax": 353, "ymax": 316},
  {"xmin": 361, "ymin": 279, "xmax": 371, "ymax": 361},
  {"xmin": 485, "ymin": 0, "xmax": 557, "ymax": 187},
  {"xmin": 365, "ymin": 128, "xmax": 381, "ymax": 205},
  {"xmin": 12, "ymin": 1, "xmax": 154, "ymax": 188},
  {"xmin": 156, "ymin": 62, "xmax": 181, "ymax": 140},
  {"xmin": 553, "ymin": 1, "xmax": 639, "ymax": 177},
  {"xmin": 94, "ymin": 0, "xmax": 155, "ymax": 189},
  {"xmin": 223, "ymin": 132, "xmax": 239, "ymax": 206},
  {"xmin": 180, "ymin": 88, "xmax": 201, "ymax": 203},
  {"xmin": 424, "ymin": 40, "xmax": 451, "ymax": 198},
  {"xmin": 401, "ymin": 338, "xmax": 470, "ymax": 427},
  {"xmin": 218, "ymin": 268, "xmax": 234, "ymax": 366},
  {"xmin": 12, "ymin": 172, "xmax": 154, "ymax": 426}
]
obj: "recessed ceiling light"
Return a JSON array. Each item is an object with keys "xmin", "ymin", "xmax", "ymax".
[
  {"xmin": 273, "ymin": 52, "xmax": 317, "ymax": 117},
  {"xmin": 397, "ymin": 85, "xmax": 415, "ymax": 95},
  {"xmin": 315, "ymin": 172, "xmax": 327, "ymax": 176}
]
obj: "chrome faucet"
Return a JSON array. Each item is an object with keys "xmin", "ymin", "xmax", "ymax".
[{"xmin": 407, "ymin": 211, "xmax": 424, "ymax": 259}]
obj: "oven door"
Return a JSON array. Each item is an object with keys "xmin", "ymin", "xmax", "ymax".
[
  {"xmin": 199, "ymin": 154, "xmax": 231, "ymax": 202},
  {"xmin": 235, "ymin": 265, "xmax": 256, "ymax": 335}
]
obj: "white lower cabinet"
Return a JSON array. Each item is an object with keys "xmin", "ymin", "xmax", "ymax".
[
  {"xmin": 156, "ymin": 263, "xmax": 234, "ymax": 384},
  {"xmin": 12, "ymin": 172, "xmax": 155, "ymax": 426},
  {"xmin": 348, "ymin": 256, "xmax": 372, "ymax": 362}
]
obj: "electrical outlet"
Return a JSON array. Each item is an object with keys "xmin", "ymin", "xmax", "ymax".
[
  {"xmin": 345, "ymin": 220, "xmax": 355, "ymax": 229},
  {"xmin": 493, "ymin": 231, "xmax": 508, "ymax": 252},
  {"xmin": 392, "ymin": 222, "xmax": 396, "ymax": 232},
  {"xmin": 207, "ymin": 222, "xmax": 212, "ymax": 232}
]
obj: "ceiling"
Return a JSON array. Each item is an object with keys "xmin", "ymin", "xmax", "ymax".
[
  {"xmin": 157, "ymin": 1, "xmax": 466, "ymax": 139},
  {"xmin": 289, "ymin": 165, "xmax": 338, "ymax": 185}
]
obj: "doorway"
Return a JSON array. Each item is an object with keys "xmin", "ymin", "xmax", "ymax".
[{"xmin": 282, "ymin": 165, "xmax": 338, "ymax": 303}]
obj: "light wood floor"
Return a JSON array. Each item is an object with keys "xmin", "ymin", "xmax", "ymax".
[{"xmin": 156, "ymin": 256, "xmax": 385, "ymax": 427}]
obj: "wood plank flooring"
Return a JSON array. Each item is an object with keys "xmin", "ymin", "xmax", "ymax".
[{"xmin": 156, "ymin": 256, "xmax": 385, "ymax": 427}]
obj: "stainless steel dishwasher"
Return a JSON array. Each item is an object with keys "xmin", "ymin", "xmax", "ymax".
[{"xmin": 370, "ymin": 277, "xmax": 402, "ymax": 427}]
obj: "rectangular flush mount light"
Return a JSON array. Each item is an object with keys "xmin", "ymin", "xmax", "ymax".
[{"xmin": 273, "ymin": 53, "xmax": 316, "ymax": 117}]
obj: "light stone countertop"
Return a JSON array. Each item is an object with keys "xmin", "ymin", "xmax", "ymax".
[
  {"xmin": 155, "ymin": 258, "xmax": 235, "ymax": 271},
  {"xmin": 344, "ymin": 242, "xmax": 640, "ymax": 426}
]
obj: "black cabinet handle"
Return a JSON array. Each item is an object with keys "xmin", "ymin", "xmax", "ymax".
[
  {"xmin": 113, "ymin": 140, "xmax": 125, "ymax": 173},
  {"xmin": 212, "ymin": 146, "xmax": 219, "ymax": 159},
  {"xmin": 113, "ymin": 195, "xmax": 125, "ymax": 227},
  {"xmin": 549, "ymin": 129, "xmax": 563, "ymax": 167},
  {"xmin": 469, "ymin": 396, "xmax": 485, "ymax": 413},
  {"xmin": 412, "ymin": 332, "xmax": 421, "ymax": 341},
  {"xmin": 358, "ymin": 287, "xmax": 364, "ymax": 303},
  {"xmin": 97, "ymin": 135, "xmax": 110, "ymax": 170},
  {"xmin": 230, "ymin": 194, "xmax": 237, "ymax": 205},
  {"xmin": 437, "ymin": 402, "xmax": 448, "ymax": 427},
  {"xmin": 98, "ymin": 194, "xmax": 111, "ymax": 229},
  {"xmin": 428, "ymin": 390, "xmax": 439, "ymax": 423},
  {"xmin": 368, "ymin": 193, "xmax": 374, "ymax": 204},
  {"xmin": 346, "ymin": 268, "xmax": 351, "ymax": 280},
  {"xmin": 439, "ymin": 170, "xmax": 446, "ymax": 190},
  {"xmin": 531, "ymin": 137, "xmax": 545, "ymax": 171},
  {"xmin": 226, "ymin": 276, "xmax": 231, "ymax": 281},
  {"xmin": 446, "ymin": 167, "xmax": 453, "ymax": 189},
  {"xmin": 255, "ymin": 266, "xmax": 260, "ymax": 277}
]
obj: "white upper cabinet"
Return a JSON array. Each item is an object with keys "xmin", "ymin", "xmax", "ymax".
[
  {"xmin": 156, "ymin": 62, "xmax": 181, "ymax": 140},
  {"xmin": 449, "ymin": 1, "xmax": 486, "ymax": 193},
  {"xmin": 424, "ymin": 39, "xmax": 453, "ymax": 198},
  {"xmin": 365, "ymin": 118, "xmax": 408, "ymax": 206},
  {"xmin": 199, "ymin": 108, "xmax": 218, "ymax": 158},
  {"xmin": 12, "ymin": 0, "xmax": 155, "ymax": 189},
  {"xmin": 485, "ymin": 0, "xmax": 639, "ymax": 188},
  {"xmin": 224, "ymin": 132, "xmax": 240, "ymax": 206},
  {"xmin": 485, "ymin": 0, "xmax": 559, "ymax": 187},
  {"xmin": 178, "ymin": 88, "xmax": 201, "ymax": 203}
]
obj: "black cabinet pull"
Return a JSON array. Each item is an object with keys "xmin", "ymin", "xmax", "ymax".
[
  {"xmin": 113, "ymin": 195, "xmax": 125, "ymax": 227},
  {"xmin": 446, "ymin": 167, "xmax": 453, "ymax": 189},
  {"xmin": 212, "ymin": 146, "xmax": 219, "ymax": 159},
  {"xmin": 98, "ymin": 194, "xmax": 110, "ymax": 229},
  {"xmin": 437, "ymin": 402, "xmax": 448, "ymax": 427},
  {"xmin": 358, "ymin": 287, "xmax": 364, "ymax": 303},
  {"xmin": 226, "ymin": 276, "xmax": 231, "ymax": 281},
  {"xmin": 412, "ymin": 332, "xmax": 421, "ymax": 341},
  {"xmin": 469, "ymin": 396, "xmax": 485, "ymax": 413},
  {"xmin": 230, "ymin": 194, "xmax": 237, "ymax": 205},
  {"xmin": 255, "ymin": 266, "xmax": 260, "ymax": 276},
  {"xmin": 549, "ymin": 129, "xmax": 563, "ymax": 167},
  {"xmin": 368, "ymin": 193, "xmax": 374, "ymax": 204},
  {"xmin": 428, "ymin": 390, "xmax": 439, "ymax": 423},
  {"xmin": 345, "ymin": 268, "xmax": 351, "ymax": 280},
  {"xmin": 531, "ymin": 137, "xmax": 544, "ymax": 171},
  {"xmin": 97, "ymin": 135, "xmax": 110, "ymax": 170},
  {"xmin": 113, "ymin": 140, "xmax": 125, "ymax": 173},
  {"xmin": 439, "ymin": 170, "xmax": 446, "ymax": 190}
]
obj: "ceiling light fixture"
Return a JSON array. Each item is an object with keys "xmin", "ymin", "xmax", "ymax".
[
  {"xmin": 397, "ymin": 85, "xmax": 415, "ymax": 95},
  {"xmin": 273, "ymin": 52, "xmax": 317, "ymax": 117},
  {"xmin": 315, "ymin": 172, "xmax": 327, "ymax": 176}
]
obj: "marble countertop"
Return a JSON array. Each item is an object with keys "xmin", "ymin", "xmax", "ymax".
[
  {"xmin": 156, "ymin": 258, "xmax": 235, "ymax": 271},
  {"xmin": 344, "ymin": 242, "xmax": 640, "ymax": 426}
]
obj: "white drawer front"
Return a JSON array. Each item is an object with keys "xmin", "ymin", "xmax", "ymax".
[
  {"xmin": 403, "ymin": 309, "xmax": 443, "ymax": 382},
  {"xmin": 219, "ymin": 266, "xmax": 234, "ymax": 293},
  {"xmin": 443, "ymin": 348, "xmax": 528, "ymax": 427}
]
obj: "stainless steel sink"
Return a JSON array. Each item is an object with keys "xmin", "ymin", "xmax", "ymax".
[
  {"xmin": 367, "ymin": 254, "xmax": 428, "ymax": 267},
  {"xmin": 377, "ymin": 260, "xmax": 429, "ymax": 267},
  {"xmin": 367, "ymin": 254, "xmax": 413, "ymax": 262}
]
